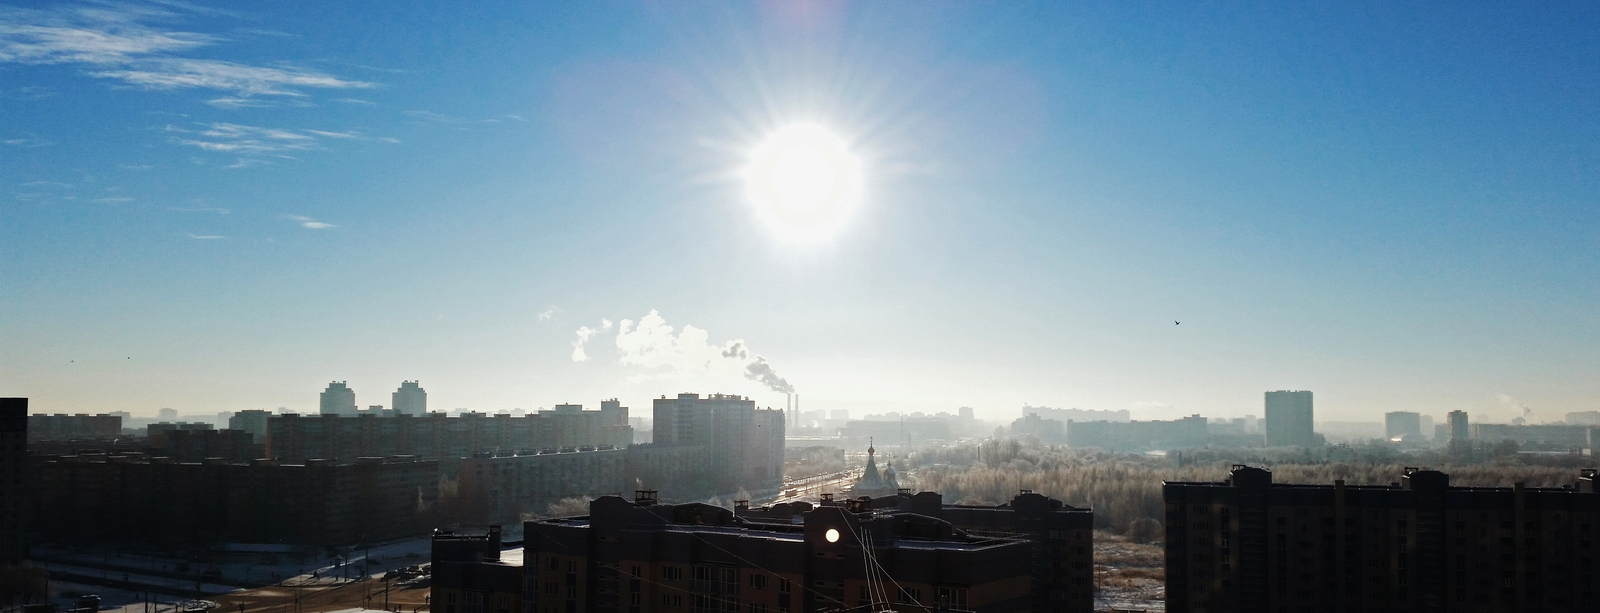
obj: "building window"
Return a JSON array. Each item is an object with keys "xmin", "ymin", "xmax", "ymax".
[
  {"xmin": 749, "ymin": 575, "xmax": 768, "ymax": 590},
  {"xmin": 778, "ymin": 578, "xmax": 791, "ymax": 594},
  {"xmin": 896, "ymin": 588, "xmax": 921, "ymax": 605},
  {"xmin": 935, "ymin": 587, "xmax": 968, "ymax": 608},
  {"xmin": 466, "ymin": 592, "xmax": 486, "ymax": 613},
  {"xmin": 664, "ymin": 567, "xmax": 683, "ymax": 582}
]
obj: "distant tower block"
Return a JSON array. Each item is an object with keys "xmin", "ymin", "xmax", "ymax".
[
  {"xmin": 392, "ymin": 380, "xmax": 427, "ymax": 416},
  {"xmin": 320, "ymin": 381, "xmax": 357, "ymax": 416},
  {"xmin": 1264, "ymin": 390, "xmax": 1315, "ymax": 447}
]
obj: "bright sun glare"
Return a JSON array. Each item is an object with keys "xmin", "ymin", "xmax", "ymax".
[{"xmin": 746, "ymin": 124, "xmax": 862, "ymax": 243}]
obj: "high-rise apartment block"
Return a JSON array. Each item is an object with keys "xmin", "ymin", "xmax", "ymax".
[
  {"xmin": 1264, "ymin": 390, "xmax": 1315, "ymax": 447},
  {"xmin": 320, "ymin": 381, "xmax": 358, "ymax": 416},
  {"xmin": 1, "ymin": 398, "xmax": 26, "ymax": 562},
  {"xmin": 1164, "ymin": 465, "xmax": 1600, "ymax": 613},
  {"xmin": 394, "ymin": 380, "xmax": 428, "ymax": 415},
  {"xmin": 1385, "ymin": 411, "xmax": 1422, "ymax": 441},
  {"xmin": 648, "ymin": 393, "xmax": 785, "ymax": 493},
  {"xmin": 1447, "ymin": 410, "xmax": 1471, "ymax": 454}
]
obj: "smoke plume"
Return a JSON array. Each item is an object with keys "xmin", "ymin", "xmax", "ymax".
[{"xmin": 744, "ymin": 356, "xmax": 794, "ymax": 394}]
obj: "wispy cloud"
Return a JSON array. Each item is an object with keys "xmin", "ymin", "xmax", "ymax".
[
  {"xmin": 403, "ymin": 110, "xmax": 464, "ymax": 124},
  {"xmin": 571, "ymin": 319, "xmax": 613, "ymax": 362},
  {"xmin": 288, "ymin": 215, "xmax": 335, "ymax": 229},
  {"xmin": 188, "ymin": 233, "xmax": 223, "ymax": 239},
  {"xmin": 164, "ymin": 122, "xmax": 395, "ymax": 164},
  {"xmin": 4, "ymin": 138, "xmax": 51, "ymax": 147},
  {"xmin": 92, "ymin": 196, "xmax": 134, "ymax": 204},
  {"xmin": 206, "ymin": 96, "xmax": 312, "ymax": 109},
  {"xmin": 5, "ymin": 85, "xmax": 54, "ymax": 99},
  {"xmin": 0, "ymin": 4, "xmax": 372, "ymax": 97},
  {"xmin": 168, "ymin": 204, "xmax": 229, "ymax": 214},
  {"xmin": 538, "ymin": 305, "xmax": 563, "ymax": 324}
]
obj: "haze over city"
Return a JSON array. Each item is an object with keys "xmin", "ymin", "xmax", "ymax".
[{"xmin": 5, "ymin": 1, "xmax": 1598, "ymax": 424}]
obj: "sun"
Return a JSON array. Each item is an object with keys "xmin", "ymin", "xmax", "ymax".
[{"xmin": 746, "ymin": 124, "xmax": 862, "ymax": 243}]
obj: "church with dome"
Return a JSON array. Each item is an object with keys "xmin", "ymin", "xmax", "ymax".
[{"xmin": 846, "ymin": 438, "xmax": 900, "ymax": 498}]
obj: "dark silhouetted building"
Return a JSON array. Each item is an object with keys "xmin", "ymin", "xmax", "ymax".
[
  {"xmin": 229, "ymin": 409, "xmax": 271, "ymax": 444},
  {"xmin": 159, "ymin": 427, "xmax": 259, "ymax": 462},
  {"xmin": 644, "ymin": 393, "xmax": 784, "ymax": 495},
  {"xmin": 433, "ymin": 526, "xmax": 522, "ymax": 613},
  {"xmin": 267, "ymin": 407, "xmax": 632, "ymax": 463},
  {"xmin": 32, "ymin": 454, "xmax": 438, "ymax": 546},
  {"xmin": 782, "ymin": 490, "xmax": 1098, "ymax": 613},
  {"xmin": 1385, "ymin": 411, "xmax": 1422, "ymax": 441},
  {"xmin": 321, "ymin": 381, "xmax": 358, "ymax": 416},
  {"xmin": 1264, "ymin": 390, "xmax": 1315, "ymax": 447},
  {"xmin": 26, "ymin": 413, "xmax": 121, "ymax": 441},
  {"xmin": 1, "ymin": 398, "xmax": 26, "ymax": 562},
  {"xmin": 1164, "ymin": 464, "xmax": 1600, "ymax": 613},
  {"xmin": 520, "ymin": 490, "xmax": 1071, "ymax": 613},
  {"xmin": 458, "ymin": 447, "xmax": 629, "ymax": 525}
]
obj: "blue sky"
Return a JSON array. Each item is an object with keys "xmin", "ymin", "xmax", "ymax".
[{"xmin": 3, "ymin": 1, "xmax": 1597, "ymax": 424}]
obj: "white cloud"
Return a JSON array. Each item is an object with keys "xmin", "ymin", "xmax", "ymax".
[
  {"xmin": 581, "ymin": 310, "xmax": 797, "ymax": 393},
  {"xmin": 571, "ymin": 319, "xmax": 613, "ymax": 362},
  {"xmin": 0, "ymin": 5, "xmax": 372, "ymax": 97},
  {"xmin": 287, "ymin": 214, "xmax": 336, "ymax": 229},
  {"xmin": 165, "ymin": 122, "xmax": 394, "ymax": 162},
  {"xmin": 4, "ymin": 138, "xmax": 51, "ymax": 147},
  {"xmin": 92, "ymin": 196, "xmax": 133, "ymax": 203},
  {"xmin": 188, "ymin": 233, "xmax": 223, "ymax": 239}
]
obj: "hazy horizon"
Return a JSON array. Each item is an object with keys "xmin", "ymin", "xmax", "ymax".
[{"xmin": 5, "ymin": 2, "xmax": 1598, "ymax": 425}]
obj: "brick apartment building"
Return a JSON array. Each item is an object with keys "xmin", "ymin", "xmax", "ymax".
[
  {"xmin": 1164, "ymin": 464, "xmax": 1600, "ymax": 613},
  {"xmin": 519, "ymin": 492, "xmax": 1044, "ymax": 613}
]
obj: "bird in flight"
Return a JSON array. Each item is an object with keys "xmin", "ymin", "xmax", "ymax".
[{"xmin": 1174, "ymin": 321, "xmax": 1181, "ymax": 325}]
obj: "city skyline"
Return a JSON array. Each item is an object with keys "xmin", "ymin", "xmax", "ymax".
[{"xmin": 5, "ymin": 2, "xmax": 1599, "ymax": 423}]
